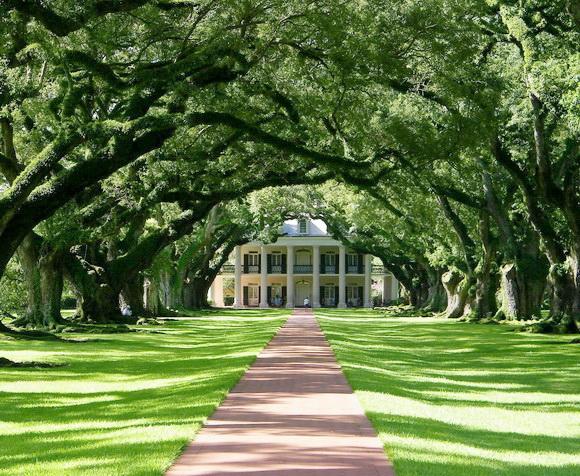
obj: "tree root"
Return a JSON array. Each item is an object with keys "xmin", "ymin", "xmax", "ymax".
[
  {"xmin": 517, "ymin": 315, "xmax": 578, "ymax": 334},
  {"xmin": 0, "ymin": 320, "xmax": 64, "ymax": 341},
  {"xmin": 0, "ymin": 357, "xmax": 66, "ymax": 368}
]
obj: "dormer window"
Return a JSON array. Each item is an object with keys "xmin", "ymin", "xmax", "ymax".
[{"xmin": 298, "ymin": 219, "xmax": 308, "ymax": 234}]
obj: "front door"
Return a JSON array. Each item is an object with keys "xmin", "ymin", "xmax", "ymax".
[
  {"xmin": 295, "ymin": 281, "xmax": 311, "ymax": 307},
  {"xmin": 248, "ymin": 285, "xmax": 259, "ymax": 307},
  {"xmin": 271, "ymin": 285, "xmax": 283, "ymax": 306},
  {"xmin": 323, "ymin": 285, "xmax": 336, "ymax": 307},
  {"xmin": 347, "ymin": 286, "xmax": 361, "ymax": 307}
]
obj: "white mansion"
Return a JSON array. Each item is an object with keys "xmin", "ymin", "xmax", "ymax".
[{"xmin": 210, "ymin": 218, "xmax": 399, "ymax": 308}]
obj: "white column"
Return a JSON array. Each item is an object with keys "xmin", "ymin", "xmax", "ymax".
[
  {"xmin": 338, "ymin": 245, "xmax": 346, "ymax": 308},
  {"xmin": 234, "ymin": 246, "xmax": 242, "ymax": 308},
  {"xmin": 312, "ymin": 245, "xmax": 320, "ymax": 308},
  {"xmin": 286, "ymin": 245, "xmax": 294, "ymax": 308},
  {"xmin": 259, "ymin": 245, "xmax": 268, "ymax": 308},
  {"xmin": 364, "ymin": 254, "xmax": 372, "ymax": 308},
  {"xmin": 208, "ymin": 281, "xmax": 214, "ymax": 303},
  {"xmin": 382, "ymin": 274, "xmax": 392, "ymax": 305},
  {"xmin": 391, "ymin": 275, "xmax": 399, "ymax": 300}
]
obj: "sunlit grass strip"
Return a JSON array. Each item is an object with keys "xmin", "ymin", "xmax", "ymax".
[
  {"xmin": 317, "ymin": 309, "xmax": 580, "ymax": 476},
  {"xmin": 0, "ymin": 309, "xmax": 287, "ymax": 476}
]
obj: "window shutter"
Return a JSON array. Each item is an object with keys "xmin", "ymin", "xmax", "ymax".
[
  {"xmin": 267, "ymin": 286, "xmax": 272, "ymax": 305},
  {"xmin": 258, "ymin": 253, "xmax": 262, "ymax": 272},
  {"xmin": 335, "ymin": 286, "xmax": 339, "ymax": 306},
  {"xmin": 243, "ymin": 254, "xmax": 249, "ymax": 273},
  {"xmin": 282, "ymin": 286, "xmax": 287, "ymax": 304},
  {"xmin": 258, "ymin": 286, "xmax": 261, "ymax": 302},
  {"xmin": 281, "ymin": 254, "xmax": 287, "ymax": 273},
  {"xmin": 243, "ymin": 286, "xmax": 249, "ymax": 305},
  {"xmin": 358, "ymin": 286, "xmax": 364, "ymax": 306},
  {"xmin": 358, "ymin": 254, "xmax": 363, "ymax": 273},
  {"xmin": 320, "ymin": 286, "xmax": 324, "ymax": 305}
]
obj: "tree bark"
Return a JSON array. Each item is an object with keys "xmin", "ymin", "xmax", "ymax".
[
  {"xmin": 495, "ymin": 259, "xmax": 547, "ymax": 321},
  {"xmin": 39, "ymin": 248, "xmax": 65, "ymax": 328},
  {"xmin": 160, "ymin": 268, "xmax": 180, "ymax": 309},
  {"xmin": 423, "ymin": 273, "xmax": 447, "ymax": 312},
  {"xmin": 15, "ymin": 234, "xmax": 65, "ymax": 329},
  {"xmin": 63, "ymin": 249, "xmax": 126, "ymax": 323},
  {"xmin": 442, "ymin": 270, "xmax": 472, "ymax": 318},
  {"xmin": 144, "ymin": 278, "xmax": 160, "ymax": 316},
  {"xmin": 492, "ymin": 137, "xmax": 577, "ymax": 330},
  {"xmin": 470, "ymin": 210, "xmax": 498, "ymax": 320},
  {"xmin": 121, "ymin": 275, "xmax": 146, "ymax": 316},
  {"xmin": 17, "ymin": 234, "xmax": 43, "ymax": 325},
  {"xmin": 571, "ymin": 251, "xmax": 580, "ymax": 319},
  {"xmin": 183, "ymin": 277, "xmax": 210, "ymax": 309},
  {"xmin": 547, "ymin": 263, "xmax": 578, "ymax": 332}
]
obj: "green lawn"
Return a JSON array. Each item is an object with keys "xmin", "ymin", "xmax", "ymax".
[
  {"xmin": 317, "ymin": 309, "xmax": 580, "ymax": 476},
  {"xmin": 0, "ymin": 309, "xmax": 287, "ymax": 476}
]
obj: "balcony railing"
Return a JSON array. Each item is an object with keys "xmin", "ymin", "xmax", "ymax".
[
  {"xmin": 372, "ymin": 264, "xmax": 385, "ymax": 274},
  {"xmin": 321, "ymin": 265, "xmax": 338, "ymax": 274},
  {"xmin": 244, "ymin": 265, "xmax": 260, "ymax": 274},
  {"xmin": 221, "ymin": 263, "xmax": 382, "ymax": 275},
  {"xmin": 294, "ymin": 265, "xmax": 313, "ymax": 274},
  {"xmin": 221, "ymin": 264, "xmax": 235, "ymax": 274}
]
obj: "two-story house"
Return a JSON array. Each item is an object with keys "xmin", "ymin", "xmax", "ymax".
[{"xmin": 210, "ymin": 218, "xmax": 399, "ymax": 308}]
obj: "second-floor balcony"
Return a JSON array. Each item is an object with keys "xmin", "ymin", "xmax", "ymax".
[
  {"xmin": 221, "ymin": 262, "xmax": 382, "ymax": 275},
  {"xmin": 347, "ymin": 265, "xmax": 363, "ymax": 274},
  {"xmin": 372, "ymin": 264, "xmax": 384, "ymax": 274},
  {"xmin": 294, "ymin": 265, "xmax": 313, "ymax": 274},
  {"xmin": 321, "ymin": 265, "xmax": 338, "ymax": 274},
  {"xmin": 222, "ymin": 264, "xmax": 235, "ymax": 274}
]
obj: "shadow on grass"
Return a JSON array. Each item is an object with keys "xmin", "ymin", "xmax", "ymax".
[
  {"xmin": 0, "ymin": 308, "xmax": 289, "ymax": 476},
  {"xmin": 316, "ymin": 309, "xmax": 580, "ymax": 476}
]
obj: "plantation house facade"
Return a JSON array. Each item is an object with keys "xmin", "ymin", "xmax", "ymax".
[{"xmin": 211, "ymin": 219, "xmax": 399, "ymax": 308}]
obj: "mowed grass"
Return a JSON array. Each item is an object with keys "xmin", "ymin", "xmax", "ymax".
[
  {"xmin": 0, "ymin": 309, "xmax": 287, "ymax": 476},
  {"xmin": 317, "ymin": 309, "xmax": 580, "ymax": 476}
]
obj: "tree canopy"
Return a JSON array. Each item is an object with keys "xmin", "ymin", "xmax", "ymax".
[{"xmin": 0, "ymin": 0, "xmax": 578, "ymax": 332}]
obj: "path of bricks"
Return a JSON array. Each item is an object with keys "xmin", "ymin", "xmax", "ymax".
[{"xmin": 166, "ymin": 308, "xmax": 395, "ymax": 476}]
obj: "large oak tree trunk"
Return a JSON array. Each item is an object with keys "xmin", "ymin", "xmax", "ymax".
[
  {"xmin": 469, "ymin": 210, "xmax": 498, "ymax": 320},
  {"xmin": 423, "ymin": 271, "xmax": 447, "ymax": 312},
  {"xmin": 496, "ymin": 259, "xmax": 546, "ymax": 321},
  {"xmin": 18, "ymin": 234, "xmax": 43, "ymax": 326},
  {"xmin": 442, "ymin": 270, "xmax": 473, "ymax": 319},
  {"xmin": 144, "ymin": 278, "xmax": 160, "ymax": 316},
  {"xmin": 572, "ymin": 252, "xmax": 580, "ymax": 319},
  {"xmin": 121, "ymin": 275, "xmax": 147, "ymax": 316},
  {"xmin": 183, "ymin": 278, "xmax": 210, "ymax": 309},
  {"xmin": 77, "ymin": 283, "xmax": 124, "ymax": 323},
  {"xmin": 160, "ymin": 269, "xmax": 180, "ymax": 309},
  {"xmin": 425, "ymin": 265, "xmax": 447, "ymax": 312},
  {"xmin": 16, "ymin": 235, "xmax": 66, "ymax": 329},
  {"xmin": 64, "ymin": 250, "xmax": 126, "ymax": 324},
  {"xmin": 472, "ymin": 267, "xmax": 497, "ymax": 320},
  {"xmin": 392, "ymin": 270, "xmax": 423, "ymax": 307},
  {"xmin": 547, "ymin": 263, "xmax": 578, "ymax": 332},
  {"xmin": 39, "ymin": 249, "xmax": 65, "ymax": 328},
  {"xmin": 398, "ymin": 280, "xmax": 414, "ymax": 306}
]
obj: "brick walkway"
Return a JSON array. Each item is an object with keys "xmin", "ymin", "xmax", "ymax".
[{"xmin": 166, "ymin": 309, "xmax": 395, "ymax": 476}]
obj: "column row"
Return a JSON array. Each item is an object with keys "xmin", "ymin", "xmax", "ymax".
[{"xmin": 233, "ymin": 245, "xmax": 373, "ymax": 308}]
